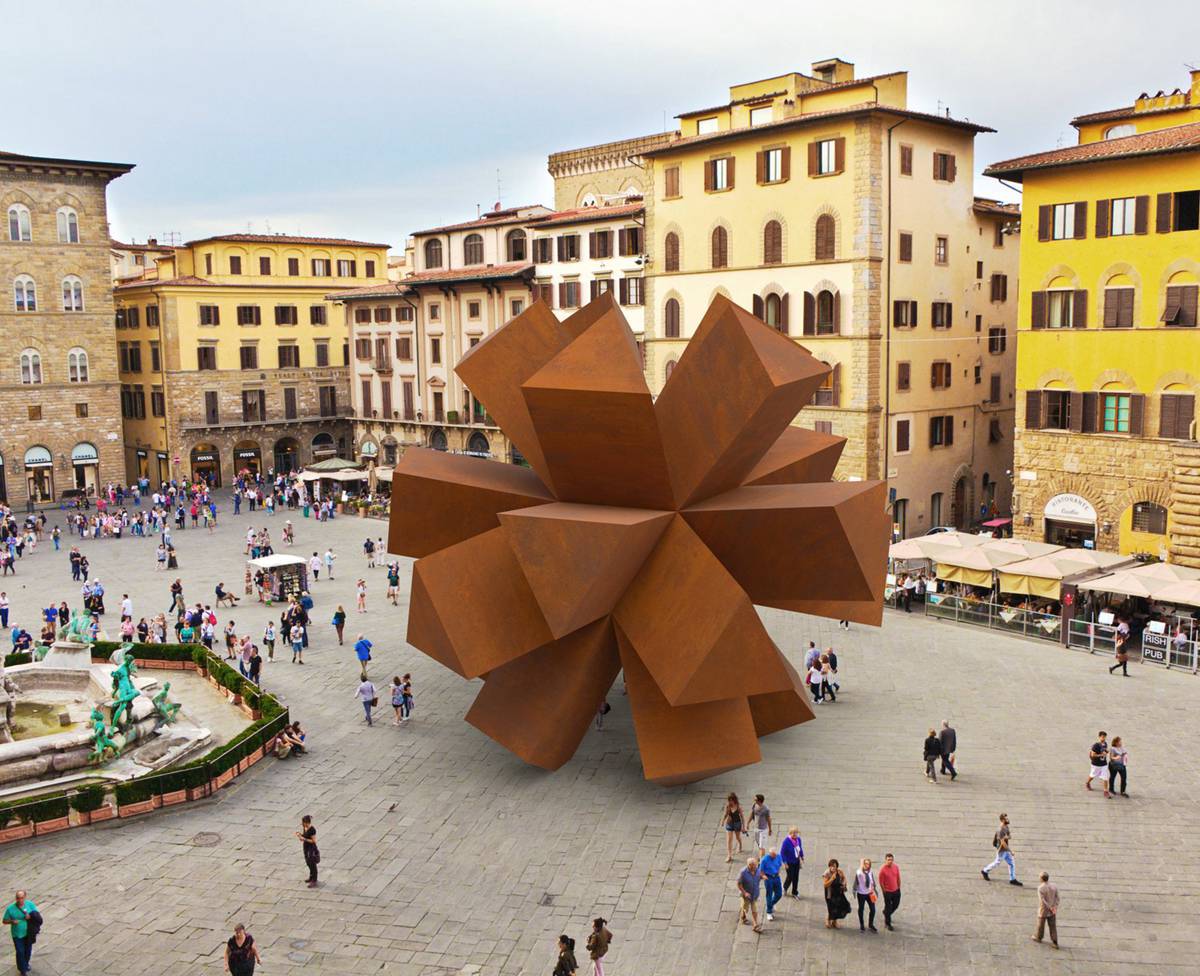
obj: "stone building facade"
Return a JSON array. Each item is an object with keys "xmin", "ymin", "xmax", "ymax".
[
  {"xmin": 114, "ymin": 234, "xmax": 388, "ymax": 485},
  {"xmin": 546, "ymin": 132, "xmax": 675, "ymax": 211},
  {"xmin": 1, "ymin": 150, "xmax": 132, "ymax": 505}
]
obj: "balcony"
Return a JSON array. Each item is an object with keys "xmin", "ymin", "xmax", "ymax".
[{"xmin": 374, "ymin": 355, "xmax": 392, "ymax": 374}]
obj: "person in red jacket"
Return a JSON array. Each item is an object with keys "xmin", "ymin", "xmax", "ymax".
[{"xmin": 879, "ymin": 853, "xmax": 902, "ymax": 930}]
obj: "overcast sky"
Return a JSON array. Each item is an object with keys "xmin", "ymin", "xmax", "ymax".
[{"xmin": 8, "ymin": 1, "xmax": 1195, "ymax": 251}]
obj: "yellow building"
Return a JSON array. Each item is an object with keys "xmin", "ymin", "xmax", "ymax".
[
  {"xmin": 623, "ymin": 59, "xmax": 1019, "ymax": 535},
  {"xmin": 985, "ymin": 70, "xmax": 1200, "ymax": 563},
  {"xmin": 114, "ymin": 234, "xmax": 389, "ymax": 485}
]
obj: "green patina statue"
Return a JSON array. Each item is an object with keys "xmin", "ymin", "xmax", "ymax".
[
  {"xmin": 152, "ymin": 682, "xmax": 181, "ymax": 724},
  {"xmin": 88, "ymin": 707, "xmax": 118, "ymax": 763},
  {"xmin": 58, "ymin": 607, "xmax": 95, "ymax": 644},
  {"xmin": 110, "ymin": 649, "xmax": 138, "ymax": 697},
  {"xmin": 110, "ymin": 655, "xmax": 141, "ymax": 729}
]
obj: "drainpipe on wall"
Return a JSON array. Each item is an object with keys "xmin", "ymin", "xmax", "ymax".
[{"xmin": 883, "ymin": 117, "xmax": 908, "ymax": 494}]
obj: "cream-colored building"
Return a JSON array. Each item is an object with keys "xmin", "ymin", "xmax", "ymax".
[
  {"xmin": 550, "ymin": 59, "xmax": 1019, "ymax": 534},
  {"xmin": 110, "ymin": 238, "xmax": 176, "ymax": 283}
]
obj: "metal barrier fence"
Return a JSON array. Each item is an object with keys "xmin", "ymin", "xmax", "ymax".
[
  {"xmin": 925, "ymin": 595, "xmax": 1062, "ymax": 642},
  {"xmin": 1141, "ymin": 631, "xmax": 1200, "ymax": 672},
  {"xmin": 1067, "ymin": 618, "xmax": 1118, "ymax": 655},
  {"xmin": 0, "ymin": 707, "xmax": 289, "ymax": 827}
]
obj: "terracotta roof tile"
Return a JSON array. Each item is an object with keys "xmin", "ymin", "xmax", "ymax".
[
  {"xmin": 394, "ymin": 262, "xmax": 534, "ymax": 287},
  {"xmin": 645, "ymin": 102, "xmax": 993, "ymax": 157},
  {"xmin": 411, "ymin": 207, "xmax": 551, "ymax": 236},
  {"xmin": 325, "ymin": 282, "xmax": 413, "ymax": 301},
  {"xmin": 536, "ymin": 202, "xmax": 644, "ymax": 228},
  {"xmin": 1070, "ymin": 97, "xmax": 1193, "ymax": 127},
  {"xmin": 184, "ymin": 232, "xmax": 390, "ymax": 248},
  {"xmin": 115, "ymin": 274, "xmax": 213, "ymax": 290},
  {"xmin": 984, "ymin": 121, "xmax": 1200, "ymax": 180},
  {"xmin": 678, "ymin": 73, "xmax": 902, "ymax": 118},
  {"xmin": 972, "ymin": 198, "xmax": 1021, "ymax": 218}
]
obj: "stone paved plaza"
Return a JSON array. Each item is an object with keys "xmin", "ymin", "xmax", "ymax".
[{"xmin": 1, "ymin": 495, "xmax": 1196, "ymax": 975}]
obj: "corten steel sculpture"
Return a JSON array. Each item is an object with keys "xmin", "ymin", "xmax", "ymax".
[{"xmin": 389, "ymin": 293, "xmax": 887, "ymax": 785}]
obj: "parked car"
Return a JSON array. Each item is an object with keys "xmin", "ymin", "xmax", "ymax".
[{"xmin": 925, "ymin": 525, "xmax": 957, "ymax": 535}]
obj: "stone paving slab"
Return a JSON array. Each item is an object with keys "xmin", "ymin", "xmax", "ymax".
[{"xmin": 0, "ymin": 496, "xmax": 1196, "ymax": 973}]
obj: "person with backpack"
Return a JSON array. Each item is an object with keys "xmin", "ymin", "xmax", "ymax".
[
  {"xmin": 552, "ymin": 934, "xmax": 578, "ymax": 976},
  {"xmin": 981, "ymin": 812, "xmax": 1023, "ymax": 886},
  {"xmin": 585, "ymin": 918, "xmax": 612, "ymax": 976},
  {"xmin": 2, "ymin": 890, "xmax": 40, "ymax": 975}
]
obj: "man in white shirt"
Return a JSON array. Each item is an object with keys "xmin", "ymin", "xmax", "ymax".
[
  {"xmin": 323, "ymin": 549, "xmax": 336, "ymax": 580},
  {"xmin": 120, "ymin": 594, "xmax": 133, "ymax": 618},
  {"xmin": 308, "ymin": 553, "xmax": 321, "ymax": 581}
]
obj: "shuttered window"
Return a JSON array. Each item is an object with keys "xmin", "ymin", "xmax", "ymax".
[
  {"xmin": 558, "ymin": 281, "xmax": 581, "ymax": 309},
  {"xmin": 663, "ymin": 232, "xmax": 680, "ymax": 272},
  {"xmin": 989, "ymin": 274, "xmax": 1008, "ymax": 302},
  {"xmin": 1103, "ymin": 288, "xmax": 1135, "ymax": 328},
  {"xmin": 533, "ymin": 238, "xmax": 553, "ymax": 263},
  {"xmin": 931, "ymin": 301, "xmax": 953, "ymax": 329},
  {"xmin": 763, "ymin": 221, "xmax": 782, "ymax": 265},
  {"xmin": 664, "ymin": 298, "xmax": 680, "ymax": 338},
  {"xmin": 895, "ymin": 419, "xmax": 911, "ymax": 452},
  {"xmin": 898, "ymin": 232, "xmax": 912, "ymax": 262},
  {"xmin": 705, "ymin": 157, "xmax": 734, "ymax": 191},
  {"xmin": 899, "ymin": 144, "xmax": 913, "ymax": 176},
  {"xmin": 896, "ymin": 362, "xmax": 910, "ymax": 390},
  {"xmin": 589, "ymin": 230, "xmax": 613, "ymax": 259},
  {"xmin": 932, "ymin": 152, "xmax": 956, "ymax": 182},
  {"xmin": 893, "ymin": 300, "xmax": 917, "ymax": 328},
  {"xmin": 620, "ymin": 277, "xmax": 643, "ymax": 306},
  {"xmin": 814, "ymin": 214, "xmax": 835, "ymax": 261},
  {"xmin": 663, "ymin": 166, "xmax": 680, "ymax": 198},
  {"xmin": 1040, "ymin": 202, "xmax": 1087, "ymax": 240},
  {"xmin": 931, "ymin": 361, "xmax": 952, "ymax": 390},
  {"xmin": 809, "ymin": 138, "xmax": 844, "ymax": 176},
  {"xmin": 711, "ymin": 226, "xmax": 728, "ymax": 269},
  {"xmin": 1162, "ymin": 284, "xmax": 1199, "ymax": 327},
  {"xmin": 557, "ymin": 235, "xmax": 580, "ymax": 262},
  {"xmin": 617, "ymin": 227, "xmax": 642, "ymax": 255},
  {"xmin": 929, "ymin": 415, "xmax": 954, "ymax": 447},
  {"xmin": 757, "ymin": 147, "xmax": 789, "ymax": 184},
  {"xmin": 987, "ymin": 328, "xmax": 1007, "ymax": 353},
  {"xmin": 1160, "ymin": 394, "xmax": 1196, "ymax": 439}
]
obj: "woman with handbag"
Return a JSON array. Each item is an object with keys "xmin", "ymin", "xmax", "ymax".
[
  {"xmin": 1109, "ymin": 637, "xmax": 1130, "ymax": 676},
  {"xmin": 854, "ymin": 857, "xmax": 880, "ymax": 932},
  {"xmin": 824, "ymin": 859, "xmax": 851, "ymax": 928},
  {"xmin": 720, "ymin": 792, "xmax": 746, "ymax": 863}
]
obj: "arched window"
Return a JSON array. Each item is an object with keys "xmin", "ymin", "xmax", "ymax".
[
  {"xmin": 68, "ymin": 347, "xmax": 89, "ymax": 382},
  {"xmin": 664, "ymin": 298, "xmax": 681, "ymax": 338},
  {"xmin": 814, "ymin": 214, "xmax": 835, "ymax": 261},
  {"xmin": 765, "ymin": 293, "xmax": 783, "ymax": 332},
  {"xmin": 1104, "ymin": 124, "xmax": 1136, "ymax": 140},
  {"xmin": 424, "ymin": 238, "xmax": 443, "ymax": 269},
  {"xmin": 711, "ymin": 226, "xmax": 728, "ymax": 269},
  {"xmin": 506, "ymin": 228, "xmax": 526, "ymax": 262},
  {"xmin": 62, "ymin": 275, "xmax": 84, "ymax": 311},
  {"xmin": 20, "ymin": 349, "xmax": 42, "ymax": 384},
  {"xmin": 664, "ymin": 359, "xmax": 677, "ymax": 382},
  {"xmin": 763, "ymin": 220, "xmax": 782, "ymax": 265},
  {"xmin": 7, "ymin": 204, "xmax": 31, "ymax": 242},
  {"xmin": 816, "ymin": 289, "xmax": 837, "ymax": 335},
  {"xmin": 664, "ymin": 232, "xmax": 680, "ymax": 272},
  {"xmin": 463, "ymin": 233, "xmax": 484, "ymax": 266},
  {"xmin": 13, "ymin": 275, "xmax": 36, "ymax": 311},
  {"xmin": 56, "ymin": 207, "xmax": 79, "ymax": 243}
]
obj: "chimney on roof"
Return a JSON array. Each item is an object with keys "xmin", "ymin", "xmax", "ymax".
[{"xmin": 811, "ymin": 58, "xmax": 854, "ymax": 84}]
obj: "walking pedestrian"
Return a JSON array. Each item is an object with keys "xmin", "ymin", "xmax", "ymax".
[
  {"xmin": 391, "ymin": 675, "xmax": 405, "ymax": 725},
  {"xmin": 248, "ymin": 646, "xmax": 262, "ymax": 686},
  {"xmin": 807, "ymin": 660, "xmax": 824, "ymax": 704},
  {"xmin": 585, "ymin": 918, "xmax": 612, "ymax": 976},
  {"xmin": 854, "ymin": 857, "xmax": 879, "ymax": 932},
  {"xmin": 309, "ymin": 552, "xmax": 321, "ymax": 581},
  {"xmin": 1032, "ymin": 871, "xmax": 1060, "ymax": 949},
  {"xmin": 923, "ymin": 727, "xmax": 942, "ymax": 783},
  {"xmin": 332, "ymin": 604, "xmax": 346, "ymax": 645},
  {"xmin": 720, "ymin": 793, "xmax": 745, "ymax": 862},
  {"xmin": 736, "ymin": 857, "xmax": 764, "ymax": 934},
  {"xmin": 355, "ymin": 578, "xmax": 367, "ymax": 613},
  {"xmin": 225, "ymin": 923, "xmax": 263, "ymax": 975},
  {"xmin": 2, "ymin": 890, "xmax": 39, "ymax": 975},
  {"xmin": 879, "ymin": 853, "xmax": 901, "ymax": 930},
  {"xmin": 354, "ymin": 633, "xmax": 372, "ymax": 679},
  {"xmin": 1086, "ymin": 731, "xmax": 1113, "ymax": 797},
  {"xmin": 296, "ymin": 815, "xmax": 319, "ymax": 887},
  {"xmin": 781, "ymin": 827, "xmax": 804, "ymax": 898},
  {"xmin": 1109, "ymin": 736, "xmax": 1130, "ymax": 797},
  {"xmin": 324, "ymin": 547, "xmax": 336, "ymax": 580},
  {"xmin": 819, "ymin": 654, "xmax": 837, "ymax": 702},
  {"xmin": 749, "ymin": 794, "xmax": 772, "ymax": 855},
  {"xmin": 262, "ymin": 621, "xmax": 275, "ymax": 662},
  {"xmin": 552, "ymin": 935, "xmax": 578, "ymax": 976},
  {"xmin": 981, "ymin": 813, "xmax": 1023, "ymax": 885},
  {"xmin": 939, "ymin": 719, "xmax": 958, "ymax": 780},
  {"xmin": 1109, "ymin": 640, "xmax": 1130, "ymax": 676},
  {"xmin": 0, "ymin": 592, "xmax": 8, "ymax": 630},
  {"xmin": 356, "ymin": 676, "xmax": 377, "ymax": 725},
  {"xmin": 289, "ymin": 622, "xmax": 304, "ymax": 664},
  {"xmin": 823, "ymin": 859, "xmax": 851, "ymax": 929},
  {"xmin": 400, "ymin": 675, "xmax": 413, "ymax": 722},
  {"xmin": 761, "ymin": 846, "xmax": 784, "ymax": 922}
]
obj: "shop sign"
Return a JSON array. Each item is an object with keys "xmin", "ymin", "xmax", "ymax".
[
  {"xmin": 1142, "ymin": 631, "xmax": 1168, "ymax": 664},
  {"xmin": 1044, "ymin": 493, "xmax": 1097, "ymax": 524}
]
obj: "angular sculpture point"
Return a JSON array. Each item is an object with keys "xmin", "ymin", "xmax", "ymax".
[{"xmin": 392, "ymin": 295, "xmax": 889, "ymax": 784}]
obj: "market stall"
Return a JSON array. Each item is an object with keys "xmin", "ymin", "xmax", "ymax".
[
  {"xmin": 248, "ymin": 553, "xmax": 309, "ymax": 605},
  {"xmin": 300, "ymin": 457, "xmax": 368, "ymax": 500}
]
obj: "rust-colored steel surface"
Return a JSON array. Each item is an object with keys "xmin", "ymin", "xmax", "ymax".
[{"xmin": 391, "ymin": 293, "xmax": 888, "ymax": 785}]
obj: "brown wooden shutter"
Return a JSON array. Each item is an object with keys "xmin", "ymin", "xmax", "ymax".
[
  {"xmin": 945, "ymin": 416, "xmax": 954, "ymax": 446},
  {"xmin": 1157, "ymin": 193, "xmax": 1172, "ymax": 233},
  {"xmin": 898, "ymin": 232, "xmax": 912, "ymax": 262},
  {"xmin": 780, "ymin": 294, "xmax": 789, "ymax": 334},
  {"xmin": 832, "ymin": 291, "xmax": 841, "ymax": 333},
  {"xmin": 756, "ymin": 151, "xmax": 766, "ymax": 184},
  {"xmin": 1135, "ymin": 195, "xmax": 1150, "ymax": 234},
  {"xmin": 1184, "ymin": 285, "xmax": 1200, "ymax": 327},
  {"xmin": 928, "ymin": 418, "xmax": 938, "ymax": 447},
  {"xmin": 618, "ymin": 277, "xmax": 629, "ymax": 304},
  {"xmin": 1129, "ymin": 394, "xmax": 1145, "ymax": 435},
  {"xmin": 948, "ymin": 154, "xmax": 957, "ymax": 182},
  {"xmin": 1025, "ymin": 391, "xmax": 1043, "ymax": 430},
  {"xmin": 1103, "ymin": 289, "xmax": 1118, "ymax": 328},
  {"xmin": 703, "ymin": 161, "xmax": 713, "ymax": 192},
  {"xmin": 834, "ymin": 138, "xmax": 846, "ymax": 174},
  {"xmin": 1160, "ymin": 395, "xmax": 1179, "ymax": 438},
  {"xmin": 1072, "ymin": 289, "xmax": 1088, "ymax": 328},
  {"xmin": 1095, "ymin": 199, "xmax": 1110, "ymax": 238},
  {"xmin": 752, "ymin": 294, "xmax": 764, "ymax": 320},
  {"xmin": 780, "ymin": 147, "xmax": 791, "ymax": 180},
  {"xmin": 589, "ymin": 280, "xmax": 599, "ymax": 301},
  {"xmin": 807, "ymin": 142, "xmax": 818, "ymax": 175},
  {"xmin": 932, "ymin": 154, "xmax": 940, "ymax": 179},
  {"xmin": 1031, "ymin": 291, "xmax": 1046, "ymax": 329},
  {"xmin": 892, "ymin": 299, "xmax": 903, "ymax": 326},
  {"xmin": 1037, "ymin": 205, "xmax": 1052, "ymax": 241},
  {"xmin": 909, "ymin": 300, "xmax": 918, "ymax": 325},
  {"xmin": 558, "ymin": 283, "xmax": 567, "ymax": 307},
  {"xmin": 1120, "ymin": 287, "xmax": 1134, "ymax": 326},
  {"xmin": 1073, "ymin": 202, "xmax": 1087, "ymax": 239},
  {"xmin": 1081, "ymin": 392, "xmax": 1099, "ymax": 433},
  {"xmin": 897, "ymin": 362, "xmax": 910, "ymax": 389},
  {"xmin": 803, "ymin": 292, "xmax": 815, "ymax": 335},
  {"xmin": 1069, "ymin": 392, "xmax": 1084, "ymax": 432},
  {"xmin": 726, "ymin": 156, "xmax": 735, "ymax": 188},
  {"xmin": 1179, "ymin": 395, "xmax": 1196, "ymax": 438}
]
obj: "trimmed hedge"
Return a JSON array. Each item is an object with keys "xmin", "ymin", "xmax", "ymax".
[
  {"xmin": 242, "ymin": 687, "xmax": 260, "ymax": 711},
  {"xmin": 115, "ymin": 779, "xmax": 156, "ymax": 807},
  {"xmin": 68, "ymin": 784, "xmax": 108, "ymax": 815},
  {"xmin": 92, "ymin": 640, "xmax": 194, "ymax": 663},
  {"xmin": 3, "ymin": 652, "xmax": 32, "ymax": 668},
  {"xmin": 17, "ymin": 793, "xmax": 69, "ymax": 824}
]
